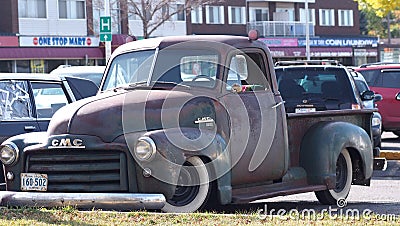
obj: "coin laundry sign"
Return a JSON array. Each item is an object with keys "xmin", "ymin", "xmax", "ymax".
[{"xmin": 19, "ymin": 36, "xmax": 100, "ymax": 47}]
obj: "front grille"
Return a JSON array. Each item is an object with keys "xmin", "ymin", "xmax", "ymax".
[{"xmin": 25, "ymin": 150, "xmax": 128, "ymax": 192}]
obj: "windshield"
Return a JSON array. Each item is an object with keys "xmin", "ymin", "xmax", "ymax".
[
  {"xmin": 102, "ymin": 48, "xmax": 219, "ymax": 91},
  {"xmin": 102, "ymin": 50, "xmax": 156, "ymax": 90}
]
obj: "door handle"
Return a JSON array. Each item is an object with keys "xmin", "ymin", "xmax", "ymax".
[
  {"xmin": 24, "ymin": 126, "xmax": 36, "ymax": 131},
  {"xmin": 272, "ymin": 101, "xmax": 285, "ymax": 109}
]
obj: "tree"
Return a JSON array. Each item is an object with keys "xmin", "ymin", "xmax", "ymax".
[
  {"xmin": 356, "ymin": 0, "xmax": 400, "ymax": 17},
  {"xmin": 359, "ymin": 10, "xmax": 368, "ymax": 35},
  {"xmin": 356, "ymin": 0, "xmax": 400, "ymax": 41},
  {"xmin": 94, "ymin": 0, "xmax": 223, "ymax": 39},
  {"xmin": 359, "ymin": 7, "xmax": 386, "ymax": 37}
]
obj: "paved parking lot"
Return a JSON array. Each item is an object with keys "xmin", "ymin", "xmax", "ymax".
[{"xmin": 244, "ymin": 133, "xmax": 400, "ymax": 217}]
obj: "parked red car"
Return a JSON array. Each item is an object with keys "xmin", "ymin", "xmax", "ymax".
[{"xmin": 355, "ymin": 63, "xmax": 400, "ymax": 136}]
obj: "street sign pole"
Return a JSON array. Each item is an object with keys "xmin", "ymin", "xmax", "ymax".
[
  {"xmin": 104, "ymin": 0, "xmax": 111, "ymax": 63},
  {"xmin": 305, "ymin": 0, "xmax": 310, "ymax": 60}
]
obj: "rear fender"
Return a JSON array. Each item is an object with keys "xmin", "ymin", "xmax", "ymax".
[{"xmin": 300, "ymin": 121, "xmax": 373, "ymax": 188}]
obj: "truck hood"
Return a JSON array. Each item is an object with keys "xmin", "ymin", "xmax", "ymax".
[{"xmin": 47, "ymin": 88, "xmax": 196, "ymax": 142}]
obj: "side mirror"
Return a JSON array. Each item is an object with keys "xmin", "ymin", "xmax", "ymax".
[
  {"xmin": 374, "ymin": 94, "xmax": 383, "ymax": 102},
  {"xmin": 361, "ymin": 90, "xmax": 375, "ymax": 101},
  {"xmin": 396, "ymin": 92, "xmax": 400, "ymax": 101}
]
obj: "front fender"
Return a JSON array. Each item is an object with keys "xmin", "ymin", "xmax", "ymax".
[
  {"xmin": 300, "ymin": 121, "xmax": 373, "ymax": 188},
  {"xmin": 1, "ymin": 132, "xmax": 48, "ymax": 149},
  {"xmin": 1, "ymin": 132, "xmax": 48, "ymax": 190},
  {"xmin": 134, "ymin": 127, "xmax": 231, "ymax": 204}
]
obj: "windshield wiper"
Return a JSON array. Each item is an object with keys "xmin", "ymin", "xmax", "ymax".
[
  {"xmin": 123, "ymin": 81, "xmax": 190, "ymax": 90},
  {"xmin": 150, "ymin": 81, "xmax": 190, "ymax": 89},
  {"xmin": 120, "ymin": 81, "xmax": 149, "ymax": 90},
  {"xmin": 128, "ymin": 81, "xmax": 148, "ymax": 87}
]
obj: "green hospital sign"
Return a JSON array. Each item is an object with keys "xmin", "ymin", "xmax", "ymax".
[{"xmin": 100, "ymin": 16, "xmax": 112, "ymax": 42}]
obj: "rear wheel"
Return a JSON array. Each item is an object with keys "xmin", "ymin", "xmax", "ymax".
[
  {"xmin": 161, "ymin": 156, "xmax": 211, "ymax": 213},
  {"xmin": 315, "ymin": 148, "xmax": 352, "ymax": 205}
]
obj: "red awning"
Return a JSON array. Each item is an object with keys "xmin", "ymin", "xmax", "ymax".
[{"xmin": 0, "ymin": 47, "xmax": 104, "ymax": 60}]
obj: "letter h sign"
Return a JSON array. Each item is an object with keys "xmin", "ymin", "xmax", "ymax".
[{"xmin": 100, "ymin": 16, "xmax": 111, "ymax": 33}]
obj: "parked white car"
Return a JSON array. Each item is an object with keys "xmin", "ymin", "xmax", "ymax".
[
  {"xmin": 50, "ymin": 65, "xmax": 106, "ymax": 87},
  {"xmin": 350, "ymin": 69, "xmax": 383, "ymax": 150}
]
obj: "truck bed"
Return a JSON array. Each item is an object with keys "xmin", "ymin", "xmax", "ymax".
[{"xmin": 286, "ymin": 109, "xmax": 374, "ymax": 167}]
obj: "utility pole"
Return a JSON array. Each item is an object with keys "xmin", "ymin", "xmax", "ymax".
[
  {"xmin": 305, "ymin": 0, "xmax": 310, "ymax": 60},
  {"xmin": 387, "ymin": 13, "xmax": 391, "ymax": 45},
  {"xmin": 105, "ymin": 0, "xmax": 112, "ymax": 63}
]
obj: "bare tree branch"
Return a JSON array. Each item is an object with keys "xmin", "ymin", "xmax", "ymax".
[{"xmin": 94, "ymin": 0, "xmax": 224, "ymax": 39}]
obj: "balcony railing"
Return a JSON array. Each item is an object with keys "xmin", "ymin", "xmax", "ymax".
[{"xmin": 247, "ymin": 21, "xmax": 314, "ymax": 37}]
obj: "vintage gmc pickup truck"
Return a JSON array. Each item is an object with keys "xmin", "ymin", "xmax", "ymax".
[{"xmin": 0, "ymin": 33, "xmax": 378, "ymax": 213}]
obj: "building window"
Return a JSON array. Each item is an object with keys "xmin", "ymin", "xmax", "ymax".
[
  {"xmin": 206, "ymin": 6, "xmax": 224, "ymax": 24},
  {"xmin": 338, "ymin": 10, "xmax": 353, "ymax": 26},
  {"xmin": 319, "ymin": 9, "xmax": 335, "ymax": 26},
  {"xmin": 18, "ymin": 0, "xmax": 47, "ymax": 18},
  {"xmin": 249, "ymin": 7, "xmax": 268, "ymax": 22},
  {"xmin": 161, "ymin": 5, "xmax": 169, "ymax": 19},
  {"xmin": 228, "ymin": 6, "xmax": 245, "ymax": 24},
  {"xmin": 274, "ymin": 7, "xmax": 294, "ymax": 21},
  {"xmin": 191, "ymin": 6, "xmax": 203, "ymax": 24},
  {"xmin": 59, "ymin": 0, "xmax": 85, "ymax": 19},
  {"xmin": 176, "ymin": 4, "xmax": 185, "ymax": 21},
  {"xmin": 162, "ymin": 4, "xmax": 185, "ymax": 21},
  {"xmin": 300, "ymin": 8, "xmax": 315, "ymax": 25}
]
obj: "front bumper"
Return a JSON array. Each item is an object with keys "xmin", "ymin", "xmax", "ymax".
[{"xmin": 0, "ymin": 191, "xmax": 165, "ymax": 210}]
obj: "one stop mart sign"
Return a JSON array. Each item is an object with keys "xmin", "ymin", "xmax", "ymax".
[{"xmin": 100, "ymin": 16, "xmax": 112, "ymax": 42}]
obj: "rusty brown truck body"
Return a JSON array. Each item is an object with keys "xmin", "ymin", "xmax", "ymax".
[{"xmin": 0, "ymin": 34, "xmax": 376, "ymax": 213}]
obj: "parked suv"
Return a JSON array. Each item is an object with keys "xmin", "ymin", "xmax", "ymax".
[
  {"xmin": 275, "ymin": 60, "xmax": 373, "ymax": 114},
  {"xmin": 350, "ymin": 69, "xmax": 383, "ymax": 149},
  {"xmin": 355, "ymin": 63, "xmax": 400, "ymax": 136}
]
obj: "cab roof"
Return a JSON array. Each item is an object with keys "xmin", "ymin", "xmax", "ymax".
[{"xmin": 111, "ymin": 35, "xmax": 266, "ymax": 57}]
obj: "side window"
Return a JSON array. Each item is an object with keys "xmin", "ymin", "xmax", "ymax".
[
  {"xmin": 226, "ymin": 52, "xmax": 269, "ymax": 92},
  {"xmin": 382, "ymin": 71, "xmax": 400, "ymax": 88},
  {"xmin": 0, "ymin": 80, "xmax": 32, "ymax": 120},
  {"xmin": 31, "ymin": 82, "xmax": 69, "ymax": 119},
  {"xmin": 358, "ymin": 70, "xmax": 380, "ymax": 86}
]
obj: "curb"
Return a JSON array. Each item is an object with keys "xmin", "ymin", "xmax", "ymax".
[{"xmin": 380, "ymin": 151, "xmax": 400, "ymax": 160}]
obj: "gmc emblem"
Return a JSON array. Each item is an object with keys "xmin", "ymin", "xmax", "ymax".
[{"xmin": 49, "ymin": 138, "xmax": 85, "ymax": 149}]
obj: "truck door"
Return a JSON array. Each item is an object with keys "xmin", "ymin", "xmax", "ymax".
[{"xmin": 222, "ymin": 50, "xmax": 288, "ymax": 186}]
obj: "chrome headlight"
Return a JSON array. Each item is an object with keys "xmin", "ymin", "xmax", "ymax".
[
  {"xmin": 0, "ymin": 143, "xmax": 19, "ymax": 166},
  {"xmin": 372, "ymin": 117, "xmax": 381, "ymax": 127},
  {"xmin": 135, "ymin": 137, "xmax": 156, "ymax": 161}
]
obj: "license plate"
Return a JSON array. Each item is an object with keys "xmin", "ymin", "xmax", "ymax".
[
  {"xmin": 21, "ymin": 173, "xmax": 48, "ymax": 191},
  {"xmin": 295, "ymin": 108, "xmax": 316, "ymax": 113}
]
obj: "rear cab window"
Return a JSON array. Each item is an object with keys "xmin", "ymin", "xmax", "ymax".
[{"xmin": 275, "ymin": 67, "xmax": 357, "ymax": 113}]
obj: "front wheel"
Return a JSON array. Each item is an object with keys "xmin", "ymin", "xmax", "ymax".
[
  {"xmin": 315, "ymin": 148, "xmax": 352, "ymax": 205},
  {"xmin": 161, "ymin": 156, "xmax": 211, "ymax": 213}
]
